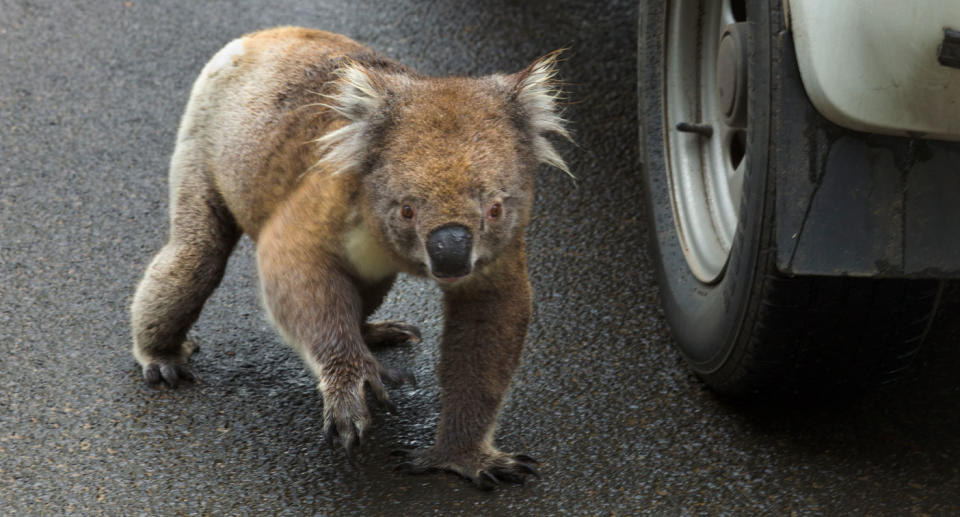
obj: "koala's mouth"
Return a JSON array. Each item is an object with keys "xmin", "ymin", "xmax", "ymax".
[
  {"xmin": 429, "ymin": 257, "xmax": 481, "ymax": 284},
  {"xmin": 434, "ymin": 274, "xmax": 466, "ymax": 284}
]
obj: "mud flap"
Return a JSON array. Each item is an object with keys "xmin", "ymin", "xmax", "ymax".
[{"xmin": 773, "ymin": 30, "xmax": 960, "ymax": 278}]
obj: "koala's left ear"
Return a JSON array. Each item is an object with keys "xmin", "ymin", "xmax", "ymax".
[
  {"xmin": 327, "ymin": 63, "xmax": 390, "ymax": 121},
  {"xmin": 505, "ymin": 50, "xmax": 573, "ymax": 178},
  {"xmin": 314, "ymin": 63, "xmax": 391, "ymax": 174}
]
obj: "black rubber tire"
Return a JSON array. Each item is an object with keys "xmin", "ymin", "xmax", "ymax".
[{"xmin": 638, "ymin": 0, "xmax": 943, "ymax": 399}]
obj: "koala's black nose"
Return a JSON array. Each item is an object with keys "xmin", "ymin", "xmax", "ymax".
[{"xmin": 427, "ymin": 224, "xmax": 473, "ymax": 278}]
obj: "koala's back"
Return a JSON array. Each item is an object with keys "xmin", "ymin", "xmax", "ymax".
[{"xmin": 174, "ymin": 27, "xmax": 407, "ymax": 236}]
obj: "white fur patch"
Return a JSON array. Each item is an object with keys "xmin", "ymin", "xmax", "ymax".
[
  {"xmin": 501, "ymin": 51, "xmax": 574, "ymax": 178},
  {"xmin": 334, "ymin": 66, "xmax": 386, "ymax": 120},
  {"xmin": 343, "ymin": 221, "xmax": 399, "ymax": 283},
  {"xmin": 203, "ymin": 38, "xmax": 245, "ymax": 76},
  {"xmin": 312, "ymin": 64, "xmax": 388, "ymax": 174}
]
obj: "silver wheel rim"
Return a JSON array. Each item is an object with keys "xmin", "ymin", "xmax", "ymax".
[{"xmin": 664, "ymin": 0, "xmax": 748, "ymax": 284}]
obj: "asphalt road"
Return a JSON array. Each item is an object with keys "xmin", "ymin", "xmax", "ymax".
[{"xmin": 2, "ymin": 0, "xmax": 959, "ymax": 515}]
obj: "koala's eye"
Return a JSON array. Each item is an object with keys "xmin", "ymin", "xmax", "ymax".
[
  {"xmin": 488, "ymin": 202, "xmax": 502, "ymax": 218},
  {"xmin": 401, "ymin": 205, "xmax": 415, "ymax": 219}
]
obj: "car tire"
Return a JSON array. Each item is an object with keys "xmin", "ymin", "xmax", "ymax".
[{"xmin": 638, "ymin": 0, "xmax": 943, "ymax": 399}]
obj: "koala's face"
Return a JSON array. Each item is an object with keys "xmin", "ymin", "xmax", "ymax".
[
  {"xmin": 365, "ymin": 89, "xmax": 535, "ymax": 282},
  {"xmin": 318, "ymin": 55, "xmax": 569, "ymax": 284}
]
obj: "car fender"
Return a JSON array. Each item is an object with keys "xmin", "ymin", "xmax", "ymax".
[{"xmin": 787, "ymin": 0, "xmax": 960, "ymax": 141}]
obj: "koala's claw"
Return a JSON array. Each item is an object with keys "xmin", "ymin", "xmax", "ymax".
[
  {"xmin": 142, "ymin": 361, "xmax": 199, "ymax": 388},
  {"xmin": 471, "ymin": 460, "xmax": 541, "ymax": 489},
  {"xmin": 362, "ymin": 320, "xmax": 422, "ymax": 349},
  {"xmin": 481, "ymin": 470, "xmax": 501, "ymax": 486},
  {"xmin": 513, "ymin": 454, "xmax": 540, "ymax": 465},
  {"xmin": 391, "ymin": 447, "xmax": 542, "ymax": 490},
  {"xmin": 322, "ymin": 357, "xmax": 413, "ymax": 462},
  {"xmin": 324, "ymin": 419, "xmax": 362, "ymax": 466},
  {"xmin": 514, "ymin": 460, "xmax": 542, "ymax": 479},
  {"xmin": 140, "ymin": 340, "xmax": 200, "ymax": 388}
]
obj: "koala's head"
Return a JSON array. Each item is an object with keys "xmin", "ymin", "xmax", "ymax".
[{"xmin": 317, "ymin": 52, "xmax": 570, "ymax": 284}]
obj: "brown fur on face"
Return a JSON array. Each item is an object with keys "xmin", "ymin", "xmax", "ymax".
[
  {"xmin": 354, "ymin": 75, "xmax": 540, "ymax": 278},
  {"xmin": 130, "ymin": 26, "xmax": 569, "ymax": 489}
]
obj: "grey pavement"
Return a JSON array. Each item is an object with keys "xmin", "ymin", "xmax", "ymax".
[{"xmin": 1, "ymin": 0, "xmax": 959, "ymax": 515}]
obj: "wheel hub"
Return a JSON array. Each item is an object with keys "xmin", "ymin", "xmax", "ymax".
[{"xmin": 716, "ymin": 23, "xmax": 749, "ymax": 128}]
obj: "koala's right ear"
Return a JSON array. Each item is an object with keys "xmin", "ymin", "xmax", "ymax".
[
  {"xmin": 314, "ymin": 63, "xmax": 390, "ymax": 174},
  {"xmin": 504, "ymin": 50, "xmax": 574, "ymax": 179}
]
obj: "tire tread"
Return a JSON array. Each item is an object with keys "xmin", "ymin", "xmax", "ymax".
[{"xmin": 711, "ymin": 270, "xmax": 941, "ymax": 399}]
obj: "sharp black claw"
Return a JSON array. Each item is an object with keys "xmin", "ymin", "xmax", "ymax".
[
  {"xmin": 390, "ymin": 448, "xmax": 413, "ymax": 457},
  {"xmin": 516, "ymin": 462, "xmax": 542, "ymax": 479},
  {"xmin": 408, "ymin": 327, "xmax": 422, "ymax": 342},
  {"xmin": 343, "ymin": 423, "xmax": 361, "ymax": 467},
  {"xmin": 179, "ymin": 365, "xmax": 198, "ymax": 382},
  {"xmin": 353, "ymin": 422, "xmax": 364, "ymax": 446},
  {"xmin": 482, "ymin": 470, "xmax": 501, "ymax": 485},
  {"xmin": 344, "ymin": 445, "xmax": 358, "ymax": 467},
  {"xmin": 514, "ymin": 454, "xmax": 539, "ymax": 464}
]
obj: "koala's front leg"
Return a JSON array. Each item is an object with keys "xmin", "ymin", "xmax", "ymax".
[
  {"xmin": 256, "ymin": 226, "xmax": 413, "ymax": 461},
  {"xmin": 394, "ymin": 245, "xmax": 541, "ymax": 488}
]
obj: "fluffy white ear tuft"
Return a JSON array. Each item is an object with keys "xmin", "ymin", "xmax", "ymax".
[
  {"xmin": 510, "ymin": 50, "xmax": 573, "ymax": 178},
  {"xmin": 327, "ymin": 63, "xmax": 388, "ymax": 121},
  {"xmin": 313, "ymin": 64, "xmax": 388, "ymax": 174}
]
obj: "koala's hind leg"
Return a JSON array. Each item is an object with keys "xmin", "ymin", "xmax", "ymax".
[
  {"xmin": 131, "ymin": 147, "xmax": 240, "ymax": 387},
  {"xmin": 394, "ymin": 243, "xmax": 540, "ymax": 489},
  {"xmin": 359, "ymin": 277, "xmax": 422, "ymax": 349}
]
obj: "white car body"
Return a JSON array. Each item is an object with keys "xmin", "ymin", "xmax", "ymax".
[{"xmin": 788, "ymin": 0, "xmax": 960, "ymax": 141}]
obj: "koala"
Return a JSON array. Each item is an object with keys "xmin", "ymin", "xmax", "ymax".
[{"xmin": 130, "ymin": 27, "xmax": 569, "ymax": 489}]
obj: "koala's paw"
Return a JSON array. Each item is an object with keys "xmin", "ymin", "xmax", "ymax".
[
  {"xmin": 392, "ymin": 447, "xmax": 541, "ymax": 490},
  {"xmin": 362, "ymin": 320, "xmax": 422, "ymax": 349},
  {"xmin": 322, "ymin": 358, "xmax": 416, "ymax": 463},
  {"xmin": 140, "ymin": 340, "xmax": 200, "ymax": 388}
]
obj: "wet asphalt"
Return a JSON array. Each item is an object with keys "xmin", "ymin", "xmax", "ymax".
[{"xmin": 2, "ymin": 0, "xmax": 959, "ymax": 515}]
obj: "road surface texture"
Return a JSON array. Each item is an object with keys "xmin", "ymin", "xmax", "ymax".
[{"xmin": 2, "ymin": 0, "xmax": 959, "ymax": 515}]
